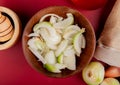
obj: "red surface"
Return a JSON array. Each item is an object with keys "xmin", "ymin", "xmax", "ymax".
[
  {"xmin": 70, "ymin": 0, "xmax": 108, "ymax": 10},
  {"xmin": 0, "ymin": 0, "xmax": 114, "ymax": 85}
]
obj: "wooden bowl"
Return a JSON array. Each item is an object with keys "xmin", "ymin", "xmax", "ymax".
[
  {"xmin": 22, "ymin": 6, "xmax": 96, "ymax": 78},
  {"xmin": 0, "ymin": 6, "xmax": 21, "ymax": 50}
]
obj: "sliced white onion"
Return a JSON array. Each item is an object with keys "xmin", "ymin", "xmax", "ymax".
[
  {"xmin": 34, "ymin": 37, "xmax": 44, "ymax": 50},
  {"xmin": 50, "ymin": 16, "xmax": 57, "ymax": 24},
  {"xmin": 73, "ymin": 28, "xmax": 85, "ymax": 56},
  {"xmin": 28, "ymin": 32, "xmax": 39, "ymax": 37},
  {"xmin": 38, "ymin": 28, "xmax": 49, "ymax": 42},
  {"xmin": 28, "ymin": 47, "xmax": 46, "ymax": 64},
  {"xmin": 46, "ymin": 42, "xmax": 57, "ymax": 50},
  {"xmin": 39, "ymin": 28, "xmax": 61, "ymax": 46},
  {"xmin": 63, "ymin": 30, "xmax": 78, "ymax": 40},
  {"xmin": 27, "ymin": 13, "xmax": 86, "ymax": 73},
  {"xmin": 63, "ymin": 52, "xmax": 76, "ymax": 70},
  {"xmin": 33, "ymin": 22, "xmax": 52, "ymax": 32},
  {"xmin": 55, "ymin": 40, "xmax": 68, "ymax": 57},
  {"xmin": 34, "ymin": 22, "xmax": 61, "ymax": 45},
  {"xmin": 39, "ymin": 14, "xmax": 63, "ymax": 22},
  {"xmin": 81, "ymin": 34, "xmax": 86, "ymax": 48},
  {"xmin": 44, "ymin": 51, "xmax": 56, "ymax": 64},
  {"xmin": 63, "ymin": 25, "xmax": 80, "ymax": 33},
  {"xmin": 53, "ymin": 13, "xmax": 74, "ymax": 29},
  {"xmin": 55, "ymin": 63, "xmax": 66, "ymax": 69},
  {"xmin": 27, "ymin": 37, "xmax": 38, "ymax": 50},
  {"xmin": 63, "ymin": 45, "xmax": 75, "ymax": 57}
]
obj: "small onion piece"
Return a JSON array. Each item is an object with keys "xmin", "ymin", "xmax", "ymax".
[
  {"xmin": 28, "ymin": 47, "xmax": 46, "ymax": 64},
  {"xmin": 39, "ymin": 14, "xmax": 63, "ymax": 22}
]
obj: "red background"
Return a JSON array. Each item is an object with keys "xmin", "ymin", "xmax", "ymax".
[{"xmin": 0, "ymin": 0, "xmax": 115, "ymax": 85}]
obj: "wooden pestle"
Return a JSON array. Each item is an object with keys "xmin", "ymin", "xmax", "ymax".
[
  {"xmin": 94, "ymin": 0, "xmax": 120, "ymax": 67},
  {"xmin": 0, "ymin": 11, "xmax": 14, "ymax": 42}
]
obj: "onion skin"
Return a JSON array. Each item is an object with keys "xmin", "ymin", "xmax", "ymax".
[
  {"xmin": 105, "ymin": 66, "xmax": 120, "ymax": 78},
  {"xmin": 100, "ymin": 78, "xmax": 120, "ymax": 85}
]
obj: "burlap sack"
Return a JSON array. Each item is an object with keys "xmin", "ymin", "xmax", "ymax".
[{"xmin": 94, "ymin": 0, "xmax": 120, "ymax": 67}]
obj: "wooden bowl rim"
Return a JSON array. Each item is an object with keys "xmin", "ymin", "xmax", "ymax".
[{"xmin": 22, "ymin": 6, "xmax": 96, "ymax": 78}]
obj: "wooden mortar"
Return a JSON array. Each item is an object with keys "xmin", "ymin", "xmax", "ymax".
[{"xmin": 0, "ymin": 6, "xmax": 21, "ymax": 50}]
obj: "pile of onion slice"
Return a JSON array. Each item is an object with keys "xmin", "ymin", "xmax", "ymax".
[{"xmin": 27, "ymin": 13, "xmax": 86, "ymax": 73}]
